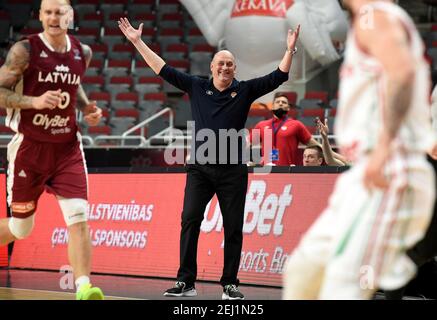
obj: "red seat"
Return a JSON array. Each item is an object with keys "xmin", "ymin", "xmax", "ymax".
[
  {"xmin": 131, "ymin": 0, "xmax": 155, "ymax": 3},
  {"xmin": 329, "ymin": 108, "xmax": 337, "ymax": 117},
  {"xmin": 281, "ymin": 91, "xmax": 298, "ymax": 107},
  {"xmin": 304, "ymin": 91, "xmax": 329, "ymax": 104},
  {"xmin": 76, "ymin": 27, "xmax": 100, "ymax": 37},
  {"xmin": 168, "ymin": 59, "xmax": 190, "ymax": 70},
  {"xmin": 161, "ymin": 13, "xmax": 183, "ymax": 22},
  {"xmin": 88, "ymin": 59, "xmax": 104, "ymax": 70},
  {"xmin": 110, "ymin": 76, "xmax": 134, "ymax": 86},
  {"xmin": 83, "ymin": 12, "xmax": 103, "ymax": 22},
  {"xmin": 88, "ymin": 125, "xmax": 111, "ymax": 135},
  {"xmin": 89, "ymin": 43, "xmax": 108, "ymax": 54},
  {"xmin": 0, "ymin": 125, "xmax": 14, "ymax": 134},
  {"xmin": 192, "ymin": 44, "xmax": 215, "ymax": 53},
  {"xmin": 138, "ymin": 77, "xmax": 164, "ymax": 85},
  {"xmin": 144, "ymin": 92, "xmax": 166, "ymax": 102},
  {"xmin": 159, "ymin": 28, "xmax": 184, "ymax": 37},
  {"xmin": 188, "ymin": 28, "xmax": 202, "ymax": 36},
  {"xmin": 89, "ymin": 91, "xmax": 111, "ymax": 103},
  {"xmin": 112, "ymin": 43, "xmax": 135, "ymax": 54},
  {"xmin": 114, "ymin": 108, "xmax": 140, "ymax": 121},
  {"xmin": 248, "ymin": 107, "xmax": 270, "ymax": 118},
  {"xmin": 301, "ymin": 108, "xmax": 325, "ymax": 118},
  {"xmin": 166, "ymin": 43, "xmax": 189, "ymax": 54},
  {"xmin": 77, "ymin": 0, "xmax": 100, "ymax": 4},
  {"xmin": 82, "ymin": 76, "xmax": 105, "ymax": 86},
  {"xmin": 116, "ymin": 92, "xmax": 139, "ymax": 104},
  {"xmin": 107, "ymin": 59, "xmax": 132, "ymax": 69},
  {"xmin": 132, "ymin": 13, "xmax": 156, "ymax": 21}
]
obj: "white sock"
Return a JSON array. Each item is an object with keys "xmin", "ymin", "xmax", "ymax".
[{"xmin": 75, "ymin": 275, "xmax": 90, "ymax": 292}]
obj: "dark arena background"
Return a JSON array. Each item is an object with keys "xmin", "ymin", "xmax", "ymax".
[{"xmin": 0, "ymin": 0, "xmax": 436, "ymax": 310}]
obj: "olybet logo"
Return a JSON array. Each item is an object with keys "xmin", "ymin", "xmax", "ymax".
[{"xmin": 201, "ymin": 180, "xmax": 292, "ymax": 236}]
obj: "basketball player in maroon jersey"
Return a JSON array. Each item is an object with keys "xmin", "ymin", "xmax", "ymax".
[{"xmin": 0, "ymin": 0, "xmax": 103, "ymax": 299}]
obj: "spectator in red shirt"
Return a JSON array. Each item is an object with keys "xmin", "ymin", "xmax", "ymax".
[{"xmin": 250, "ymin": 92, "xmax": 319, "ymax": 166}]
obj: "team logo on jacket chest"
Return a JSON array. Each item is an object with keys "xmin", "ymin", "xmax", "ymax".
[{"xmin": 38, "ymin": 64, "xmax": 81, "ymax": 85}]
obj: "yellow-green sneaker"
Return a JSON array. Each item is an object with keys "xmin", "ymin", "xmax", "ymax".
[{"xmin": 76, "ymin": 283, "xmax": 105, "ymax": 300}]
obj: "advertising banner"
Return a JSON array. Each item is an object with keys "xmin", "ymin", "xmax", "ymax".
[{"xmin": 10, "ymin": 172, "xmax": 338, "ymax": 286}]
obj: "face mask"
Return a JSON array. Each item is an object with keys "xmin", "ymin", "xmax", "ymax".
[{"xmin": 272, "ymin": 108, "xmax": 288, "ymax": 119}]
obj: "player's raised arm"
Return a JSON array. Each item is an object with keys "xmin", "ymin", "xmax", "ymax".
[{"xmin": 118, "ymin": 17, "xmax": 165, "ymax": 75}]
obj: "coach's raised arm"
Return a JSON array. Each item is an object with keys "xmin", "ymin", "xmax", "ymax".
[{"xmin": 118, "ymin": 17, "xmax": 165, "ymax": 74}]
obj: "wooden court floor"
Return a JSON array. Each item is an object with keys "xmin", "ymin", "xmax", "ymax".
[{"xmin": 0, "ymin": 269, "xmax": 282, "ymax": 300}]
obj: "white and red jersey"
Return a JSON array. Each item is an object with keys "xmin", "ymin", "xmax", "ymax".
[
  {"xmin": 336, "ymin": 1, "xmax": 434, "ymax": 161},
  {"xmin": 6, "ymin": 33, "xmax": 86, "ymax": 143}
]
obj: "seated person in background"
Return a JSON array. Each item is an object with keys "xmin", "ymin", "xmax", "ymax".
[
  {"xmin": 315, "ymin": 117, "xmax": 349, "ymax": 166},
  {"xmin": 302, "ymin": 145, "xmax": 324, "ymax": 166},
  {"xmin": 250, "ymin": 92, "xmax": 319, "ymax": 166}
]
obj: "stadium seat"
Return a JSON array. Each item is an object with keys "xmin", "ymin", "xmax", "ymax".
[
  {"xmin": 301, "ymin": 108, "xmax": 326, "ymax": 119},
  {"xmin": 157, "ymin": 28, "xmax": 184, "ymax": 48},
  {"xmin": 75, "ymin": 0, "xmax": 99, "ymax": 22},
  {"xmin": 80, "ymin": 13, "xmax": 103, "ymax": 29},
  {"xmin": 85, "ymin": 58, "xmax": 104, "ymax": 76},
  {"xmin": 89, "ymin": 91, "xmax": 111, "ymax": 109},
  {"xmin": 282, "ymin": 91, "xmax": 298, "ymax": 108},
  {"xmin": 103, "ymin": 59, "xmax": 132, "ymax": 77},
  {"xmin": 110, "ymin": 116, "xmax": 137, "ymax": 135},
  {"xmin": 87, "ymin": 125, "xmax": 112, "ymax": 136},
  {"xmin": 101, "ymin": 27, "xmax": 125, "ymax": 50},
  {"xmin": 75, "ymin": 27, "xmax": 100, "ymax": 45},
  {"xmin": 3, "ymin": 3, "xmax": 32, "ymax": 30},
  {"xmin": 304, "ymin": 91, "xmax": 329, "ymax": 105},
  {"xmin": 130, "ymin": 13, "xmax": 157, "ymax": 29},
  {"xmin": 160, "ymin": 13, "xmax": 184, "ymax": 29},
  {"xmin": 114, "ymin": 108, "xmax": 140, "ymax": 122},
  {"xmin": 163, "ymin": 43, "xmax": 188, "ymax": 60},
  {"xmin": 105, "ymin": 76, "xmax": 134, "ymax": 98},
  {"xmin": 189, "ymin": 44, "xmax": 215, "ymax": 77},
  {"xmin": 298, "ymin": 98, "xmax": 325, "ymax": 110},
  {"xmin": 139, "ymin": 92, "xmax": 167, "ymax": 119},
  {"xmin": 112, "ymin": 92, "xmax": 139, "ymax": 110},
  {"xmin": 88, "ymin": 43, "xmax": 108, "ymax": 61},
  {"xmin": 128, "ymin": 0, "xmax": 155, "ymax": 18},
  {"xmin": 186, "ymin": 27, "xmax": 208, "ymax": 46},
  {"xmin": 108, "ymin": 43, "xmax": 134, "ymax": 60},
  {"xmin": 134, "ymin": 59, "xmax": 158, "ymax": 77},
  {"xmin": 134, "ymin": 76, "xmax": 164, "ymax": 95},
  {"xmin": 82, "ymin": 75, "xmax": 105, "ymax": 94}
]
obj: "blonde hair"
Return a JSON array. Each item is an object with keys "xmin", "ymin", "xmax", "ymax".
[{"xmin": 40, "ymin": 0, "xmax": 71, "ymax": 9}]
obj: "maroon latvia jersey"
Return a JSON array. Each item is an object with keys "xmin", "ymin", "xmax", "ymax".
[{"xmin": 6, "ymin": 33, "xmax": 86, "ymax": 143}]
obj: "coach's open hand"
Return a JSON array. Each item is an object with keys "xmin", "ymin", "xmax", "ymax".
[{"xmin": 118, "ymin": 17, "xmax": 143, "ymax": 44}]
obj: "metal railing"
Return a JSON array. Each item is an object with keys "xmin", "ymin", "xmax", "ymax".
[{"xmin": 120, "ymin": 107, "xmax": 174, "ymax": 147}]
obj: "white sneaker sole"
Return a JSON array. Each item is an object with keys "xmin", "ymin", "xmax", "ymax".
[
  {"xmin": 222, "ymin": 293, "xmax": 245, "ymax": 300},
  {"xmin": 164, "ymin": 289, "xmax": 198, "ymax": 297}
]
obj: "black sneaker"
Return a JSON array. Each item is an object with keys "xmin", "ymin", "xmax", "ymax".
[
  {"xmin": 222, "ymin": 284, "xmax": 244, "ymax": 300},
  {"xmin": 164, "ymin": 281, "xmax": 197, "ymax": 297}
]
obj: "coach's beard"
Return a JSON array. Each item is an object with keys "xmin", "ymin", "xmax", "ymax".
[{"xmin": 272, "ymin": 108, "xmax": 288, "ymax": 119}]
